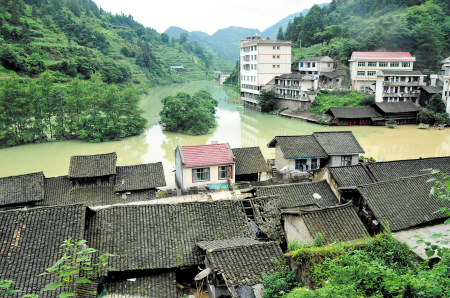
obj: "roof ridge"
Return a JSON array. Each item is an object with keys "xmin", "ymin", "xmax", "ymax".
[
  {"xmin": 0, "ymin": 203, "xmax": 86, "ymax": 213},
  {"xmin": 92, "ymin": 198, "xmax": 242, "ymax": 210},
  {"xmin": 299, "ymin": 201, "xmax": 353, "ymax": 214},
  {"xmin": 357, "ymin": 173, "xmax": 432, "ymax": 188},
  {"xmin": 70, "ymin": 152, "xmax": 116, "ymax": 158},
  {"xmin": 204, "ymin": 241, "xmax": 278, "ymax": 252},
  {"xmin": 116, "ymin": 162, "xmax": 162, "ymax": 168},
  {"xmin": 0, "ymin": 171, "xmax": 44, "ymax": 179},
  {"xmin": 254, "ymin": 180, "xmax": 327, "ymax": 189}
]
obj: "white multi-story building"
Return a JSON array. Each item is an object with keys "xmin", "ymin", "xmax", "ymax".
[
  {"xmin": 374, "ymin": 70, "xmax": 426, "ymax": 104},
  {"xmin": 297, "ymin": 56, "xmax": 335, "ymax": 75},
  {"xmin": 349, "ymin": 52, "xmax": 416, "ymax": 91},
  {"xmin": 239, "ymin": 35, "xmax": 294, "ymax": 110}
]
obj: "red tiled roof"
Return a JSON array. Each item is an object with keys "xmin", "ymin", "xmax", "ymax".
[
  {"xmin": 352, "ymin": 52, "xmax": 413, "ymax": 57},
  {"xmin": 181, "ymin": 144, "xmax": 235, "ymax": 168}
]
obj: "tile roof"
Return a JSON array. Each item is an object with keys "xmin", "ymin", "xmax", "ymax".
[
  {"xmin": 69, "ymin": 185, "xmax": 116, "ymax": 207},
  {"xmin": 326, "ymin": 107, "xmax": 382, "ymax": 119},
  {"xmin": 320, "ymin": 71, "xmax": 344, "ymax": 79},
  {"xmin": 372, "ymin": 102, "xmax": 421, "ymax": 113},
  {"xmin": 0, "ymin": 204, "xmax": 86, "ymax": 297},
  {"xmin": 197, "ymin": 237, "xmax": 259, "ymax": 250},
  {"xmin": 103, "ymin": 272, "xmax": 177, "ymax": 298},
  {"xmin": 329, "ymin": 165, "xmax": 375, "ymax": 188},
  {"xmin": 250, "ymin": 196, "xmax": 286, "ymax": 243},
  {"xmin": 232, "ymin": 147, "xmax": 270, "ymax": 175},
  {"xmin": 377, "ymin": 70, "xmax": 424, "ymax": 76},
  {"xmin": 85, "ymin": 200, "xmax": 252, "ymax": 272},
  {"xmin": 299, "ymin": 56, "xmax": 332, "ymax": 61},
  {"xmin": 179, "ymin": 143, "xmax": 235, "ymax": 167},
  {"xmin": 275, "ymin": 73, "xmax": 305, "ymax": 79},
  {"xmin": 254, "ymin": 180, "xmax": 339, "ymax": 208},
  {"xmin": 267, "ymin": 135, "xmax": 328, "ymax": 159},
  {"xmin": 421, "ymin": 85, "xmax": 443, "ymax": 94},
  {"xmin": 358, "ymin": 175, "xmax": 450, "ymax": 231},
  {"xmin": 299, "ymin": 202, "xmax": 370, "ymax": 244},
  {"xmin": 368, "ymin": 157, "xmax": 450, "ymax": 182},
  {"xmin": 38, "ymin": 176, "xmax": 71, "ymax": 206},
  {"xmin": 0, "ymin": 172, "xmax": 44, "ymax": 207},
  {"xmin": 202, "ymin": 240, "xmax": 283, "ymax": 287},
  {"xmin": 69, "ymin": 152, "xmax": 117, "ymax": 178},
  {"xmin": 115, "ymin": 162, "xmax": 166, "ymax": 192},
  {"xmin": 313, "ymin": 131, "xmax": 365, "ymax": 155}
]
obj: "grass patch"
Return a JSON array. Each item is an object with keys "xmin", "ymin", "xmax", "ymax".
[{"xmin": 308, "ymin": 89, "xmax": 374, "ymax": 115}]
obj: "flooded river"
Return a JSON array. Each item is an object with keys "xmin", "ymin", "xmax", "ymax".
[{"xmin": 1, "ymin": 80, "xmax": 450, "ymax": 187}]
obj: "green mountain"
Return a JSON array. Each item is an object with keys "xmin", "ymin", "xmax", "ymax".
[
  {"xmin": 284, "ymin": 0, "xmax": 450, "ymax": 73},
  {"xmin": 260, "ymin": 3, "xmax": 329, "ymax": 40},
  {"xmin": 0, "ymin": 0, "xmax": 234, "ymax": 89},
  {"xmin": 165, "ymin": 26, "xmax": 261, "ymax": 62}
]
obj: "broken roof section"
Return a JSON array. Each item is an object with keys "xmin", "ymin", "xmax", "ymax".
[
  {"xmin": 313, "ymin": 131, "xmax": 365, "ymax": 155},
  {"xmin": 358, "ymin": 175, "xmax": 450, "ymax": 231},
  {"xmin": 232, "ymin": 147, "xmax": 269, "ymax": 176},
  {"xmin": 267, "ymin": 135, "xmax": 328, "ymax": 159},
  {"xmin": 292, "ymin": 202, "xmax": 370, "ymax": 244},
  {"xmin": 86, "ymin": 200, "xmax": 252, "ymax": 272},
  {"xmin": 0, "ymin": 172, "xmax": 45, "ymax": 207},
  {"xmin": 254, "ymin": 180, "xmax": 338, "ymax": 208},
  {"xmin": 69, "ymin": 152, "xmax": 117, "ymax": 178},
  {"xmin": 115, "ymin": 162, "xmax": 166, "ymax": 192},
  {"xmin": 103, "ymin": 272, "xmax": 177, "ymax": 298},
  {"xmin": 198, "ymin": 239, "xmax": 283, "ymax": 288},
  {"xmin": 0, "ymin": 204, "xmax": 86, "ymax": 297},
  {"xmin": 177, "ymin": 143, "xmax": 235, "ymax": 168}
]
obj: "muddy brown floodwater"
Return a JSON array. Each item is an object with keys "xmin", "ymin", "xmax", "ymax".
[{"xmin": 1, "ymin": 81, "xmax": 450, "ymax": 187}]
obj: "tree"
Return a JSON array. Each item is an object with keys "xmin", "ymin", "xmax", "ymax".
[
  {"xmin": 39, "ymin": 238, "xmax": 116, "ymax": 297},
  {"xmin": 257, "ymin": 89, "xmax": 279, "ymax": 111},
  {"xmin": 159, "ymin": 90, "xmax": 217, "ymax": 135},
  {"xmin": 179, "ymin": 32, "xmax": 188, "ymax": 44},
  {"xmin": 277, "ymin": 26, "xmax": 284, "ymax": 40},
  {"xmin": 161, "ymin": 33, "xmax": 169, "ymax": 43},
  {"xmin": 428, "ymin": 94, "xmax": 446, "ymax": 113}
]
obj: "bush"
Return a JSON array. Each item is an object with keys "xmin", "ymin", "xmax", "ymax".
[
  {"xmin": 359, "ymin": 94, "xmax": 375, "ymax": 106},
  {"xmin": 262, "ymin": 259, "xmax": 302, "ymax": 298}
]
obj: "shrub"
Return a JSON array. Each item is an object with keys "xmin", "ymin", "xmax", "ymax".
[{"xmin": 262, "ymin": 259, "xmax": 302, "ymax": 298}]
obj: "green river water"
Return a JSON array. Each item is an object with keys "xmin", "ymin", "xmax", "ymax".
[{"xmin": 1, "ymin": 80, "xmax": 450, "ymax": 187}]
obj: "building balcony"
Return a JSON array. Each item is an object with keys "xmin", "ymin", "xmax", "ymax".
[
  {"xmin": 275, "ymin": 84, "xmax": 302, "ymax": 90},
  {"xmin": 382, "ymin": 91, "xmax": 420, "ymax": 97},
  {"xmin": 276, "ymin": 94, "xmax": 311, "ymax": 101},
  {"xmin": 383, "ymin": 81, "xmax": 426, "ymax": 87},
  {"xmin": 243, "ymin": 56, "xmax": 251, "ymax": 62}
]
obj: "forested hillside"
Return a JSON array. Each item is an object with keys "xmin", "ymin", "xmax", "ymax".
[
  {"xmin": 0, "ymin": 0, "xmax": 233, "ymax": 88},
  {"xmin": 282, "ymin": 0, "xmax": 450, "ymax": 73}
]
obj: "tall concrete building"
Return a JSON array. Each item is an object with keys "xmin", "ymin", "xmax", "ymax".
[
  {"xmin": 239, "ymin": 35, "xmax": 293, "ymax": 110},
  {"xmin": 349, "ymin": 52, "xmax": 416, "ymax": 91}
]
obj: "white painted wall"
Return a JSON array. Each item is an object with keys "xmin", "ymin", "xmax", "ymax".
[{"xmin": 181, "ymin": 164, "xmax": 235, "ymax": 189}]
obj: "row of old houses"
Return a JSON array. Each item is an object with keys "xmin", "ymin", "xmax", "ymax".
[
  {"xmin": 2, "ymin": 133, "xmax": 450, "ymax": 297},
  {"xmin": 239, "ymin": 35, "xmax": 450, "ymax": 117}
]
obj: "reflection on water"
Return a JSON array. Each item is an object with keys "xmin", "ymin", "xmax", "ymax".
[{"xmin": 1, "ymin": 80, "xmax": 450, "ymax": 187}]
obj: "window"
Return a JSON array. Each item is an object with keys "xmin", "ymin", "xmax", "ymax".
[
  {"xmin": 193, "ymin": 168, "xmax": 209, "ymax": 182},
  {"xmin": 379, "ymin": 62, "xmax": 388, "ymax": 67},
  {"xmin": 273, "ymin": 46, "xmax": 276, "ymax": 49},
  {"xmin": 367, "ymin": 71, "xmax": 376, "ymax": 76},
  {"xmin": 368, "ymin": 62, "xmax": 377, "ymax": 67},
  {"xmin": 219, "ymin": 166, "xmax": 232, "ymax": 179},
  {"xmin": 277, "ymin": 55, "xmax": 280, "ymax": 59},
  {"xmin": 251, "ymin": 64, "xmax": 253, "ymax": 70},
  {"xmin": 300, "ymin": 62, "xmax": 304, "ymax": 67},
  {"xmin": 251, "ymin": 46, "xmax": 253, "ymax": 51},
  {"xmin": 273, "ymin": 55, "xmax": 276, "ymax": 59},
  {"xmin": 328, "ymin": 63, "xmax": 331, "ymax": 67},
  {"xmin": 277, "ymin": 46, "xmax": 280, "ymax": 49},
  {"xmin": 341, "ymin": 156, "xmax": 352, "ymax": 166},
  {"xmin": 277, "ymin": 65, "xmax": 280, "ymax": 68},
  {"xmin": 254, "ymin": 46, "xmax": 257, "ymax": 50},
  {"xmin": 255, "ymin": 64, "xmax": 257, "ymax": 70},
  {"xmin": 312, "ymin": 62, "xmax": 316, "ymax": 67},
  {"xmin": 254, "ymin": 55, "xmax": 257, "ymax": 60},
  {"xmin": 273, "ymin": 65, "xmax": 276, "ymax": 68},
  {"xmin": 311, "ymin": 159, "xmax": 318, "ymax": 170},
  {"xmin": 295, "ymin": 159, "xmax": 307, "ymax": 171},
  {"xmin": 336, "ymin": 79, "xmax": 339, "ymax": 82},
  {"xmin": 402, "ymin": 62, "xmax": 410, "ymax": 67},
  {"xmin": 357, "ymin": 71, "xmax": 365, "ymax": 76},
  {"xmin": 390, "ymin": 62, "xmax": 399, "ymax": 67},
  {"xmin": 357, "ymin": 62, "xmax": 366, "ymax": 67},
  {"xmin": 251, "ymin": 55, "xmax": 253, "ymax": 60}
]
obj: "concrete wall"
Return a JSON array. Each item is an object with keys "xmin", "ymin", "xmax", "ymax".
[
  {"xmin": 324, "ymin": 154, "xmax": 359, "ymax": 167},
  {"xmin": 182, "ymin": 164, "xmax": 235, "ymax": 189},
  {"xmin": 175, "ymin": 147, "xmax": 184, "ymax": 189},
  {"xmin": 275, "ymin": 99, "xmax": 314, "ymax": 111},
  {"xmin": 285, "ymin": 215, "xmax": 314, "ymax": 244},
  {"xmin": 313, "ymin": 167, "xmax": 341, "ymax": 202},
  {"xmin": 275, "ymin": 145, "xmax": 289, "ymax": 171}
]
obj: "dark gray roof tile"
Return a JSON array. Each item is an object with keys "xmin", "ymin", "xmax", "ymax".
[
  {"xmin": 327, "ymin": 107, "xmax": 382, "ymax": 119},
  {"xmin": 69, "ymin": 153, "xmax": 117, "ymax": 178},
  {"xmin": 329, "ymin": 165, "xmax": 374, "ymax": 188},
  {"xmin": 313, "ymin": 131, "xmax": 365, "ymax": 155},
  {"xmin": 115, "ymin": 162, "xmax": 166, "ymax": 192},
  {"xmin": 372, "ymin": 102, "xmax": 420, "ymax": 113},
  {"xmin": 232, "ymin": 147, "xmax": 270, "ymax": 175},
  {"xmin": 267, "ymin": 136, "xmax": 328, "ymax": 159},
  {"xmin": 0, "ymin": 172, "xmax": 44, "ymax": 207}
]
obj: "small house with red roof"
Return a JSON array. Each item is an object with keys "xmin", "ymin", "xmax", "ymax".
[
  {"xmin": 349, "ymin": 52, "xmax": 416, "ymax": 91},
  {"xmin": 174, "ymin": 143, "xmax": 236, "ymax": 189}
]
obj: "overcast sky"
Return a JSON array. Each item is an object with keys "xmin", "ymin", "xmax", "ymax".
[{"xmin": 92, "ymin": 0, "xmax": 331, "ymax": 35}]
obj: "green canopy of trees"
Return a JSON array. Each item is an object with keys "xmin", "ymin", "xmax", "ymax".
[
  {"xmin": 0, "ymin": 71, "xmax": 147, "ymax": 147},
  {"xmin": 159, "ymin": 90, "xmax": 218, "ymax": 135},
  {"xmin": 419, "ymin": 94, "xmax": 449, "ymax": 125}
]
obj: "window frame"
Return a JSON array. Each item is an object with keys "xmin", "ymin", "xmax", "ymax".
[
  {"xmin": 402, "ymin": 62, "xmax": 410, "ymax": 67},
  {"xmin": 192, "ymin": 167, "xmax": 210, "ymax": 183},
  {"xmin": 379, "ymin": 62, "xmax": 388, "ymax": 67},
  {"xmin": 218, "ymin": 166, "xmax": 233, "ymax": 180},
  {"xmin": 295, "ymin": 159, "xmax": 307, "ymax": 171},
  {"xmin": 341, "ymin": 156, "xmax": 352, "ymax": 166},
  {"xmin": 390, "ymin": 62, "xmax": 399, "ymax": 67},
  {"xmin": 367, "ymin": 71, "xmax": 376, "ymax": 76},
  {"xmin": 357, "ymin": 71, "xmax": 365, "ymax": 76},
  {"xmin": 368, "ymin": 62, "xmax": 377, "ymax": 67},
  {"xmin": 357, "ymin": 62, "xmax": 366, "ymax": 67}
]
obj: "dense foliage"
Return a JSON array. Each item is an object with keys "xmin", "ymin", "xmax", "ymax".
[
  {"xmin": 419, "ymin": 94, "xmax": 450, "ymax": 125},
  {"xmin": 159, "ymin": 90, "xmax": 218, "ymax": 135},
  {"xmin": 258, "ymin": 89, "xmax": 279, "ymax": 111},
  {"xmin": 308, "ymin": 89, "xmax": 375, "ymax": 115},
  {"xmin": 283, "ymin": 0, "xmax": 450, "ymax": 73},
  {"xmin": 261, "ymin": 259, "xmax": 302, "ymax": 298},
  {"xmin": 0, "ymin": 71, "xmax": 147, "ymax": 147},
  {"xmin": 283, "ymin": 232, "xmax": 450, "ymax": 298}
]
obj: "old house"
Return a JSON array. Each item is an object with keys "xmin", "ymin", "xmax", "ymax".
[
  {"xmin": 0, "ymin": 204, "xmax": 88, "ymax": 297},
  {"xmin": 103, "ymin": 272, "xmax": 177, "ymax": 297},
  {"xmin": 298, "ymin": 56, "xmax": 335, "ymax": 75},
  {"xmin": 0, "ymin": 172, "xmax": 45, "ymax": 210},
  {"xmin": 267, "ymin": 132, "xmax": 364, "ymax": 178},
  {"xmin": 371, "ymin": 101, "xmax": 421, "ymax": 125},
  {"xmin": 419, "ymin": 85, "xmax": 443, "ymax": 107},
  {"xmin": 318, "ymin": 71, "xmax": 345, "ymax": 89},
  {"xmin": 325, "ymin": 107, "xmax": 382, "ymax": 126},
  {"xmin": 174, "ymin": 143, "xmax": 236, "ymax": 190},
  {"xmin": 69, "ymin": 152, "xmax": 117, "ymax": 187},
  {"xmin": 281, "ymin": 202, "xmax": 369, "ymax": 245},
  {"xmin": 232, "ymin": 147, "xmax": 269, "ymax": 182},
  {"xmin": 197, "ymin": 238, "xmax": 283, "ymax": 298}
]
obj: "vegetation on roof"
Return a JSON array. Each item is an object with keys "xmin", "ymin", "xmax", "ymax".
[{"xmin": 308, "ymin": 89, "xmax": 375, "ymax": 115}]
